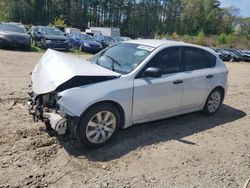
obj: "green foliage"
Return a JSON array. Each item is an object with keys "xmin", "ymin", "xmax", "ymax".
[
  {"xmin": 217, "ymin": 33, "xmax": 227, "ymax": 44},
  {"xmin": 216, "ymin": 33, "xmax": 235, "ymax": 45},
  {"xmin": 50, "ymin": 15, "xmax": 68, "ymax": 28},
  {"xmin": 195, "ymin": 29, "xmax": 207, "ymax": 46},
  {"xmin": 172, "ymin": 32, "xmax": 180, "ymax": 39},
  {"xmin": 0, "ymin": 0, "xmax": 243, "ymax": 38}
]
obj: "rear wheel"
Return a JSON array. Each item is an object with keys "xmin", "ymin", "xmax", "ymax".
[
  {"xmin": 76, "ymin": 103, "xmax": 120, "ymax": 148},
  {"xmin": 203, "ymin": 88, "xmax": 223, "ymax": 115}
]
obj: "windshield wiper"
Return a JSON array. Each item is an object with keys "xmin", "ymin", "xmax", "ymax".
[{"xmin": 104, "ymin": 55, "xmax": 121, "ymax": 71}]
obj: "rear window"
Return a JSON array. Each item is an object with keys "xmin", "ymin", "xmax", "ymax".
[
  {"xmin": 182, "ymin": 47, "xmax": 216, "ymax": 71},
  {"xmin": 204, "ymin": 50, "xmax": 217, "ymax": 67}
]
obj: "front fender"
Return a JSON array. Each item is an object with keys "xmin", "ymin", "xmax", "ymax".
[{"xmin": 57, "ymin": 77, "xmax": 134, "ymax": 128}]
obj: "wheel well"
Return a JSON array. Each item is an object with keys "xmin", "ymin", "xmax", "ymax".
[
  {"xmin": 202, "ymin": 86, "xmax": 225, "ymax": 110},
  {"xmin": 213, "ymin": 86, "xmax": 225, "ymax": 101},
  {"xmin": 81, "ymin": 100, "xmax": 125, "ymax": 128}
]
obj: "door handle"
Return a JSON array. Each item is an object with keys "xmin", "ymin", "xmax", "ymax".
[
  {"xmin": 206, "ymin": 74, "xmax": 214, "ymax": 79},
  {"xmin": 173, "ymin": 80, "xmax": 183, "ymax": 84}
]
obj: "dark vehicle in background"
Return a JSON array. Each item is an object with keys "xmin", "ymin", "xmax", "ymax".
[
  {"xmin": 70, "ymin": 33, "xmax": 102, "ymax": 53},
  {"xmin": 223, "ymin": 49, "xmax": 243, "ymax": 62},
  {"xmin": 237, "ymin": 50, "xmax": 250, "ymax": 62},
  {"xmin": 103, "ymin": 35, "xmax": 116, "ymax": 46},
  {"xmin": 210, "ymin": 47, "xmax": 250, "ymax": 62},
  {"xmin": 31, "ymin": 26, "xmax": 70, "ymax": 51},
  {"xmin": 114, "ymin": 36, "xmax": 131, "ymax": 42},
  {"xmin": 93, "ymin": 34, "xmax": 116, "ymax": 49},
  {"xmin": 0, "ymin": 22, "xmax": 31, "ymax": 50},
  {"xmin": 93, "ymin": 34, "xmax": 109, "ymax": 48}
]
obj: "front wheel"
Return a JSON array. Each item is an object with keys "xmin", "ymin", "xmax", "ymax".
[
  {"xmin": 76, "ymin": 103, "xmax": 120, "ymax": 148},
  {"xmin": 203, "ymin": 88, "xmax": 223, "ymax": 115}
]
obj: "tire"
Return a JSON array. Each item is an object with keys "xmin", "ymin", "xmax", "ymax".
[
  {"xmin": 32, "ymin": 39, "xmax": 38, "ymax": 46},
  {"xmin": 76, "ymin": 103, "xmax": 120, "ymax": 148},
  {"xmin": 203, "ymin": 88, "xmax": 223, "ymax": 115},
  {"xmin": 25, "ymin": 43, "xmax": 31, "ymax": 51},
  {"xmin": 65, "ymin": 47, "xmax": 70, "ymax": 52}
]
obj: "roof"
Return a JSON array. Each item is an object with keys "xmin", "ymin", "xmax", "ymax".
[
  {"xmin": 124, "ymin": 39, "xmax": 185, "ymax": 48},
  {"xmin": 1, "ymin": 22, "xmax": 23, "ymax": 26},
  {"xmin": 124, "ymin": 39, "xmax": 217, "ymax": 56}
]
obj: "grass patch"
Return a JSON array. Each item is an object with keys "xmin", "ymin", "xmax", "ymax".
[
  {"xmin": 30, "ymin": 45, "xmax": 45, "ymax": 52},
  {"xmin": 30, "ymin": 44, "xmax": 92, "ymax": 56}
]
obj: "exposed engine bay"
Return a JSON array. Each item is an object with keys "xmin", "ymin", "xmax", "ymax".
[{"xmin": 28, "ymin": 90, "xmax": 68, "ymax": 135}]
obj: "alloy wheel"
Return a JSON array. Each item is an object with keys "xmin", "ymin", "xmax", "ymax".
[
  {"xmin": 207, "ymin": 91, "xmax": 221, "ymax": 113},
  {"xmin": 86, "ymin": 111, "xmax": 116, "ymax": 144}
]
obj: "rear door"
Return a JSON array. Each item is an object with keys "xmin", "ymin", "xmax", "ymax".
[{"xmin": 180, "ymin": 47, "xmax": 217, "ymax": 111}]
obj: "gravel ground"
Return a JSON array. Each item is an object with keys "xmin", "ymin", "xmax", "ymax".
[{"xmin": 0, "ymin": 49, "xmax": 249, "ymax": 188}]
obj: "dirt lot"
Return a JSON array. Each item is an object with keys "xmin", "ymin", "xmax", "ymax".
[{"xmin": 0, "ymin": 49, "xmax": 249, "ymax": 188}]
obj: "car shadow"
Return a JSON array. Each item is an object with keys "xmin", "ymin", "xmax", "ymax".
[{"xmin": 57, "ymin": 104, "xmax": 246, "ymax": 161}]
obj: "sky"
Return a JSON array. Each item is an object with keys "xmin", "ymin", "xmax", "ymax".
[{"xmin": 220, "ymin": 0, "xmax": 250, "ymax": 17}]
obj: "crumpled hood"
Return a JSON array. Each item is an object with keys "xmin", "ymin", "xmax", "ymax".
[{"xmin": 31, "ymin": 49, "xmax": 121, "ymax": 94}]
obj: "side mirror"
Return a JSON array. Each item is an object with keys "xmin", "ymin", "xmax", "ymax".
[
  {"xmin": 37, "ymin": 31, "xmax": 42, "ymax": 35},
  {"xmin": 143, "ymin": 67, "xmax": 162, "ymax": 78},
  {"xmin": 27, "ymin": 31, "xmax": 31, "ymax": 35}
]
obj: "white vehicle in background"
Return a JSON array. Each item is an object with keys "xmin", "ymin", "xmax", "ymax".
[
  {"xmin": 29, "ymin": 40, "xmax": 228, "ymax": 148},
  {"xmin": 65, "ymin": 28, "xmax": 80, "ymax": 35}
]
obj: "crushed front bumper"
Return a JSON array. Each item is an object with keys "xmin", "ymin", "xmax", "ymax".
[
  {"xmin": 28, "ymin": 90, "xmax": 67, "ymax": 135},
  {"xmin": 43, "ymin": 112, "xmax": 67, "ymax": 135}
]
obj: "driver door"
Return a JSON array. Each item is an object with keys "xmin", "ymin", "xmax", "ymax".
[{"xmin": 132, "ymin": 47, "xmax": 184, "ymax": 123}]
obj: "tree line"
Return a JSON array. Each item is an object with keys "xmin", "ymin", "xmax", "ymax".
[{"xmin": 0, "ymin": 0, "xmax": 249, "ymax": 38}]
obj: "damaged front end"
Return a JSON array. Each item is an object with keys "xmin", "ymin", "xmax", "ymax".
[
  {"xmin": 28, "ymin": 89, "xmax": 68, "ymax": 135},
  {"xmin": 28, "ymin": 49, "xmax": 120, "ymax": 135}
]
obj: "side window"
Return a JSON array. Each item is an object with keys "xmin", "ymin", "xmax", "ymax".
[
  {"xmin": 182, "ymin": 47, "xmax": 210, "ymax": 71},
  {"xmin": 204, "ymin": 50, "xmax": 217, "ymax": 67},
  {"xmin": 148, "ymin": 47, "xmax": 180, "ymax": 74}
]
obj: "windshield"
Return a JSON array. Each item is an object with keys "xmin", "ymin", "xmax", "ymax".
[
  {"xmin": 41, "ymin": 27, "xmax": 63, "ymax": 36},
  {"xmin": 104, "ymin": 36, "xmax": 115, "ymax": 42},
  {"xmin": 95, "ymin": 35, "xmax": 104, "ymax": 41},
  {"xmin": 79, "ymin": 34, "xmax": 93, "ymax": 41},
  {"xmin": 1, "ymin": 24, "xmax": 26, "ymax": 33},
  {"xmin": 90, "ymin": 43, "xmax": 154, "ymax": 74}
]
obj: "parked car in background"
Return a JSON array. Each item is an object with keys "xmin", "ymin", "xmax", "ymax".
[
  {"xmin": 114, "ymin": 36, "xmax": 131, "ymax": 42},
  {"xmin": 65, "ymin": 28, "xmax": 80, "ymax": 35},
  {"xmin": 103, "ymin": 35, "xmax": 116, "ymax": 46},
  {"xmin": 223, "ymin": 49, "xmax": 243, "ymax": 62},
  {"xmin": 70, "ymin": 33, "xmax": 102, "ymax": 53},
  {"xmin": 237, "ymin": 50, "xmax": 250, "ymax": 62},
  {"xmin": 211, "ymin": 48, "xmax": 231, "ymax": 62},
  {"xmin": 29, "ymin": 40, "xmax": 228, "ymax": 148},
  {"xmin": 0, "ymin": 22, "xmax": 31, "ymax": 50},
  {"xmin": 93, "ymin": 34, "xmax": 109, "ymax": 48},
  {"xmin": 31, "ymin": 26, "xmax": 70, "ymax": 51}
]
